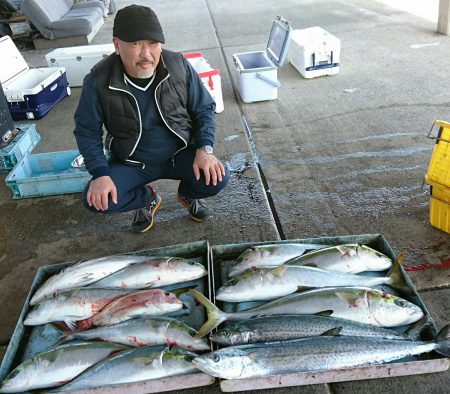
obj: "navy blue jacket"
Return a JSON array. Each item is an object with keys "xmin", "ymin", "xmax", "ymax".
[{"xmin": 73, "ymin": 51, "xmax": 216, "ymax": 178}]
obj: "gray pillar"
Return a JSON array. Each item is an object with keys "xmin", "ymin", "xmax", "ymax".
[{"xmin": 438, "ymin": 0, "xmax": 450, "ymax": 35}]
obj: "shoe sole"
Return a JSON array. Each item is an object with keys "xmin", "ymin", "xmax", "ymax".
[
  {"xmin": 139, "ymin": 196, "xmax": 162, "ymax": 233},
  {"xmin": 176, "ymin": 194, "xmax": 204, "ymax": 222}
]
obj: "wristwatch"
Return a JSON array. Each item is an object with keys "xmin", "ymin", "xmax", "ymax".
[{"xmin": 199, "ymin": 145, "xmax": 214, "ymax": 154}]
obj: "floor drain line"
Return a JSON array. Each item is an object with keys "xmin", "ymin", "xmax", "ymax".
[{"xmin": 242, "ymin": 115, "xmax": 286, "ymax": 240}]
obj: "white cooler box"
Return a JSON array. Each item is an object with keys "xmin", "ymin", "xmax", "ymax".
[
  {"xmin": 0, "ymin": 36, "xmax": 69, "ymax": 121},
  {"xmin": 184, "ymin": 52, "xmax": 224, "ymax": 113},
  {"xmin": 288, "ymin": 26, "xmax": 340, "ymax": 79},
  {"xmin": 45, "ymin": 44, "xmax": 115, "ymax": 87},
  {"xmin": 233, "ymin": 16, "xmax": 292, "ymax": 103}
]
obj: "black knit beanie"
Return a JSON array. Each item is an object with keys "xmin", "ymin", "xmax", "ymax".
[{"xmin": 113, "ymin": 5, "xmax": 165, "ymax": 43}]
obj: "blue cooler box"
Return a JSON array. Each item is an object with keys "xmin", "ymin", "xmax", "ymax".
[{"xmin": 0, "ymin": 36, "xmax": 70, "ymax": 120}]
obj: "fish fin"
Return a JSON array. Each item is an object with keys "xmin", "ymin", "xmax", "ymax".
[
  {"xmin": 321, "ymin": 326, "xmax": 342, "ymax": 336},
  {"xmin": 335, "ymin": 291, "xmax": 361, "ymax": 306},
  {"xmin": 313, "ymin": 310, "xmax": 333, "ymax": 317},
  {"xmin": 297, "ymin": 286, "xmax": 311, "ymax": 292},
  {"xmin": 396, "ymin": 253, "xmax": 404, "ymax": 265},
  {"xmin": 64, "ymin": 319, "xmax": 77, "ymax": 331},
  {"xmin": 302, "ymin": 262, "xmax": 318, "ymax": 268},
  {"xmin": 336, "ymin": 245, "xmax": 354, "ymax": 257},
  {"xmin": 434, "ymin": 324, "xmax": 450, "ymax": 357},
  {"xmin": 190, "ymin": 289, "xmax": 227, "ymax": 337},
  {"xmin": 405, "ymin": 315, "xmax": 432, "ymax": 341},
  {"xmin": 171, "ymin": 285, "xmax": 198, "ymax": 297},
  {"xmin": 268, "ymin": 266, "xmax": 287, "ymax": 277}
]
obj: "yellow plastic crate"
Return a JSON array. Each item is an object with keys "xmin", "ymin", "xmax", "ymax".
[
  {"xmin": 425, "ymin": 120, "xmax": 450, "ymax": 187},
  {"xmin": 429, "ymin": 181, "xmax": 450, "ymax": 234}
]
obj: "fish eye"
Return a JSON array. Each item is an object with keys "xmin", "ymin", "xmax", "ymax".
[
  {"xmin": 227, "ymin": 279, "xmax": 238, "ymax": 287},
  {"xmin": 395, "ymin": 299, "xmax": 407, "ymax": 308},
  {"xmin": 223, "ymin": 331, "xmax": 230, "ymax": 337},
  {"xmin": 188, "ymin": 261, "xmax": 196, "ymax": 265},
  {"xmin": 212, "ymin": 354, "xmax": 220, "ymax": 362}
]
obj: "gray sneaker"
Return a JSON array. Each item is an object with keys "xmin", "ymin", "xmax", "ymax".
[
  {"xmin": 131, "ymin": 185, "xmax": 161, "ymax": 233},
  {"xmin": 177, "ymin": 192, "xmax": 209, "ymax": 222}
]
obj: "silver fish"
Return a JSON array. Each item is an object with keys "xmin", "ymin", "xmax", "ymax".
[
  {"xmin": 0, "ymin": 341, "xmax": 128, "ymax": 393},
  {"xmin": 52, "ymin": 346, "xmax": 198, "ymax": 392},
  {"xmin": 216, "ymin": 263, "xmax": 404, "ymax": 302},
  {"xmin": 210, "ymin": 314, "xmax": 412, "ymax": 346},
  {"xmin": 285, "ymin": 244, "xmax": 393, "ymax": 274},
  {"xmin": 24, "ymin": 288, "xmax": 131, "ymax": 330},
  {"xmin": 61, "ymin": 317, "xmax": 210, "ymax": 351},
  {"xmin": 30, "ymin": 254, "xmax": 154, "ymax": 305},
  {"xmin": 228, "ymin": 243, "xmax": 329, "ymax": 278},
  {"xmin": 191, "ymin": 287, "xmax": 424, "ymax": 337},
  {"xmin": 193, "ymin": 325, "xmax": 450, "ymax": 379},
  {"xmin": 88, "ymin": 257, "xmax": 207, "ymax": 289}
]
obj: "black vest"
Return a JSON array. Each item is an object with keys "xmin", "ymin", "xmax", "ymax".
[{"xmin": 91, "ymin": 50, "xmax": 191, "ymax": 163}]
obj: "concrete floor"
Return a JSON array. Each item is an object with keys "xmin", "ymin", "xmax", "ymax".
[{"xmin": 1, "ymin": 0, "xmax": 450, "ymax": 392}]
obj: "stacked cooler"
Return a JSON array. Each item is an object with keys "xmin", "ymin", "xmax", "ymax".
[{"xmin": 424, "ymin": 120, "xmax": 450, "ymax": 233}]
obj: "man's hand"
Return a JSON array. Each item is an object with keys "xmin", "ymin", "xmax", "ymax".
[
  {"xmin": 193, "ymin": 149, "xmax": 226, "ymax": 186},
  {"xmin": 86, "ymin": 176, "xmax": 117, "ymax": 211}
]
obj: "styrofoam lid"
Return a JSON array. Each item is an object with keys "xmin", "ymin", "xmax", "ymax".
[
  {"xmin": 266, "ymin": 16, "xmax": 292, "ymax": 67},
  {"xmin": 0, "ymin": 36, "xmax": 28, "ymax": 86}
]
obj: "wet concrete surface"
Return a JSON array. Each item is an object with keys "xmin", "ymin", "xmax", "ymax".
[{"xmin": 1, "ymin": 0, "xmax": 450, "ymax": 392}]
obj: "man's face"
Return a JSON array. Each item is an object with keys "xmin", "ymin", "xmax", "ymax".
[{"xmin": 113, "ymin": 38, "xmax": 162, "ymax": 78}]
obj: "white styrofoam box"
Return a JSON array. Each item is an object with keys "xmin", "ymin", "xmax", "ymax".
[
  {"xmin": 233, "ymin": 16, "xmax": 292, "ymax": 103},
  {"xmin": 288, "ymin": 26, "xmax": 340, "ymax": 79},
  {"xmin": 0, "ymin": 36, "xmax": 69, "ymax": 120},
  {"xmin": 184, "ymin": 52, "xmax": 224, "ymax": 113},
  {"xmin": 45, "ymin": 44, "xmax": 115, "ymax": 87}
]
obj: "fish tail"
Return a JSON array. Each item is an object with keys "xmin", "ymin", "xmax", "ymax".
[
  {"xmin": 190, "ymin": 289, "xmax": 227, "ymax": 337},
  {"xmin": 386, "ymin": 260, "xmax": 410, "ymax": 294},
  {"xmin": 434, "ymin": 324, "xmax": 450, "ymax": 357}
]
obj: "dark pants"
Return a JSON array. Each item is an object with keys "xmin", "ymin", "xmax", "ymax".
[{"xmin": 82, "ymin": 146, "xmax": 229, "ymax": 214}]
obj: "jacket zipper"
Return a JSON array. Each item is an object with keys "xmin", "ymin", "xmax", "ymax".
[{"xmin": 154, "ymin": 73, "xmax": 188, "ymax": 167}]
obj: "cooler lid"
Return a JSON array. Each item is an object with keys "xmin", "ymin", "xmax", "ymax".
[
  {"xmin": 266, "ymin": 16, "xmax": 292, "ymax": 67},
  {"xmin": 0, "ymin": 36, "xmax": 29, "ymax": 86}
]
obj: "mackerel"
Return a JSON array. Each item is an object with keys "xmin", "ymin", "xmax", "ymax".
[
  {"xmin": 0, "ymin": 341, "xmax": 128, "ymax": 393},
  {"xmin": 194, "ymin": 325, "xmax": 450, "ymax": 379},
  {"xmin": 210, "ymin": 314, "xmax": 413, "ymax": 346},
  {"xmin": 61, "ymin": 316, "xmax": 210, "ymax": 351},
  {"xmin": 191, "ymin": 288, "xmax": 424, "ymax": 336},
  {"xmin": 228, "ymin": 243, "xmax": 329, "ymax": 278},
  {"xmin": 88, "ymin": 257, "xmax": 207, "ymax": 289},
  {"xmin": 216, "ymin": 262, "xmax": 404, "ymax": 302},
  {"xmin": 30, "ymin": 254, "xmax": 154, "ymax": 305},
  {"xmin": 51, "ymin": 346, "xmax": 198, "ymax": 392}
]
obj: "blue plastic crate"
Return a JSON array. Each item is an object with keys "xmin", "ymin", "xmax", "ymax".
[
  {"xmin": 0, "ymin": 124, "xmax": 41, "ymax": 172},
  {"xmin": 5, "ymin": 149, "xmax": 91, "ymax": 199}
]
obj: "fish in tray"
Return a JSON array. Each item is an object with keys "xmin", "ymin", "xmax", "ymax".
[
  {"xmin": 216, "ymin": 262, "xmax": 404, "ymax": 302},
  {"xmin": 59, "ymin": 316, "xmax": 210, "ymax": 351},
  {"xmin": 284, "ymin": 244, "xmax": 393, "ymax": 274},
  {"xmin": 193, "ymin": 325, "xmax": 450, "ymax": 380},
  {"xmin": 89, "ymin": 288, "xmax": 190, "ymax": 326},
  {"xmin": 24, "ymin": 288, "xmax": 132, "ymax": 330},
  {"xmin": 228, "ymin": 243, "xmax": 330, "ymax": 277},
  {"xmin": 49, "ymin": 346, "xmax": 198, "ymax": 392},
  {"xmin": 209, "ymin": 314, "xmax": 423, "ymax": 346},
  {"xmin": 87, "ymin": 256, "xmax": 207, "ymax": 289},
  {"xmin": 30, "ymin": 254, "xmax": 157, "ymax": 306},
  {"xmin": 0, "ymin": 341, "xmax": 128, "ymax": 393},
  {"xmin": 191, "ymin": 288, "xmax": 424, "ymax": 337}
]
